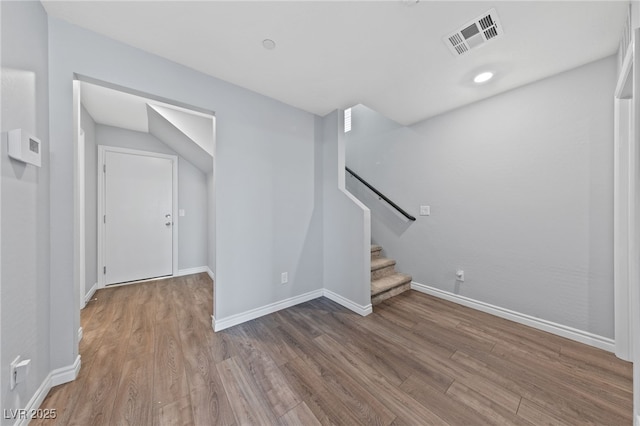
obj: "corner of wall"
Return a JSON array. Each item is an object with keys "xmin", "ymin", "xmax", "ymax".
[
  {"xmin": 321, "ymin": 110, "xmax": 371, "ymax": 313},
  {"xmin": 1, "ymin": 1, "xmax": 53, "ymax": 421}
]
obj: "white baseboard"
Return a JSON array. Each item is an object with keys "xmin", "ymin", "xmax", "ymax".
[
  {"xmin": 176, "ymin": 266, "xmax": 209, "ymax": 277},
  {"xmin": 85, "ymin": 282, "xmax": 98, "ymax": 303},
  {"xmin": 212, "ymin": 288, "xmax": 372, "ymax": 332},
  {"xmin": 13, "ymin": 373, "xmax": 53, "ymax": 426},
  {"xmin": 13, "ymin": 356, "xmax": 81, "ymax": 426},
  {"xmin": 411, "ymin": 281, "xmax": 615, "ymax": 352},
  {"xmin": 207, "ymin": 267, "xmax": 215, "ymax": 281},
  {"xmin": 213, "ymin": 289, "xmax": 324, "ymax": 331},
  {"xmin": 78, "ymin": 327, "xmax": 83, "ymax": 343},
  {"xmin": 51, "ymin": 355, "xmax": 81, "ymax": 387},
  {"xmin": 323, "ymin": 289, "xmax": 372, "ymax": 316}
]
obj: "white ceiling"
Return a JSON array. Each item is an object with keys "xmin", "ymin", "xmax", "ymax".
[
  {"xmin": 48, "ymin": 1, "xmax": 629, "ymax": 125},
  {"xmin": 81, "ymin": 81, "xmax": 150, "ymax": 133},
  {"xmin": 80, "ymin": 81, "xmax": 214, "ymax": 154}
]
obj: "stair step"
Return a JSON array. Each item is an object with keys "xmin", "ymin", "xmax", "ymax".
[
  {"xmin": 371, "ymin": 272, "xmax": 412, "ymax": 296},
  {"xmin": 369, "ymin": 244, "xmax": 411, "ymax": 305},
  {"xmin": 371, "ymin": 257, "xmax": 395, "ymax": 271},
  {"xmin": 371, "ymin": 273, "xmax": 412, "ymax": 305},
  {"xmin": 371, "ymin": 257, "xmax": 396, "ymax": 280}
]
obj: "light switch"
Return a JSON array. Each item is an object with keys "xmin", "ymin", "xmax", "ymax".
[
  {"xmin": 179, "ymin": 209, "xmax": 186, "ymax": 217},
  {"xmin": 419, "ymin": 205, "xmax": 430, "ymax": 216}
]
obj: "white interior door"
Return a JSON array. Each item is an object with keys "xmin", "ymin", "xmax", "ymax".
[{"xmin": 103, "ymin": 149, "xmax": 175, "ymax": 285}]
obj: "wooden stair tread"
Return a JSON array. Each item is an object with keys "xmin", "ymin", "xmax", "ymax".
[
  {"xmin": 371, "ymin": 257, "xmax": 395, "ymax": 271},
  {"xmin": 370, "ymin": 244, "xmax": 382, "ymax": 253},
  {"xmin": 371, "ymin": 273, "xmax": 412, "ymax": 296}
]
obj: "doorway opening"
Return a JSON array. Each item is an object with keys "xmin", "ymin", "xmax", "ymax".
[{"xmin": 72, "ymin": 75, "xmax": 216, "ymax": 313}]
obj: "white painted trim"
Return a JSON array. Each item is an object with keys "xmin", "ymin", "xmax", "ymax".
[
  {"xmin": 207, "ymin": 267, "xmax": 215, "ymax": 281},
  {"xmin": 97, "ymin": 146, "xmax": 105, "ymax": 287},
  {"xmin": 176, "ymin": 266, "xmax": 209, "ymax": 276},
  {"xmin": 211, "ymin": 288, "xmax": 372, "ymax": 333},
  {"xmin": 213, "ymin": 289, "xmax": 323, "ymax": 331},
  {"xmin": 73, "ymin": 80, "xmax": 86, "ymax": 316},
  {"xmin": 13, "ymin": 356, "xmax": 82, "ymax": 426},
  {"xmin": 614, "ymin": 33, "xmax": 635, "ymax": 362},
  {"xmin": 98, "ymin": 145, "xmax": 179, "ymax": 286},
  {"xmin": 323, "ymin": 289, "xmax": 372, "ymax": 316},
  {"xmin": 78, "ymin": 128, "xmax": 86, "ymax": 310},
  {"xmin": 616, "ymin": 40, "xmax": 634, "ymax": 98},
  {"xmin": 84, "ymin": 282, "xmax": 98, "ymax": 304},
  {"xmin": 614, "ymin": 98, "xmax": 633, "ymax": 361},
  {"xmin": 51, "ymin": 355, "xmax": 81, "ymax": 387},
  {"xmin": 632, "ymin": 27, "xmax": 640, "ymax": 426},
  {"xmin": 78, "ymin": 327, "xmax": 83, "ymax": 343},
  {"xmin": 13, "ymin": 373, "xmax": 52, "ymax": 426},
  {"xmin": 411, "ymin": 282, "xmax": 615, "ymax": 352}
]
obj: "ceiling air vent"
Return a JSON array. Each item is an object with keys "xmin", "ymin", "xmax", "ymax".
[{"xmin": 443, "ymin": 9, "xmax": 503, "ymax": 57}]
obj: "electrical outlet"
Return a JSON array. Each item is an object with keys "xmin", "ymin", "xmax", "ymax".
[
  {"xmin": 10, "ymin": 356, "xmax": 20, "ymax": 390},
  {"xmin": 10, "ymin": 356, "xmax": 31, "ymax": 390},
  {"xmin": 456, "ymin": 270, "xmax": 465, "ymax": 282},
  {"xmin": 281, "ymin": 272, "xmax": 288, "ymax": 284},
  {"xmin": 14, "ymin": 359, "xmax": 30, "ymax": 386},
  {"xmin": 419, "ymin": 205, "xmax": 430, "ymax": 216}
]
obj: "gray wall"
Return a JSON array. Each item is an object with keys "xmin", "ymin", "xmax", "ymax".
[
  {"xmin": 1, "ymin": 1, "xmax": 51, "ymax": 421},
  {"xmin": 321, "ymin": 111, "xmax": 371, "ymax": 309},
  {"xmin": 48, "ymin": 16, "xmax": 324, "ymax": 369},
  {"xmin": 345, "ymin": 56, "xmax": 617, "ymax": 338},
  {"xmin": 94, "ymin": 124, "xmax": 209, "ymax": 272},
  {"xmin": 81, "ymin": 105, "xmax": 97, "ymax": 297}
]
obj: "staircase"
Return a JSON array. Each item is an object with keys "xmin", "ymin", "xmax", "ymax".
[{"xmin": 370, "ymin": 244, "xmax": 412, "ymax": 305}]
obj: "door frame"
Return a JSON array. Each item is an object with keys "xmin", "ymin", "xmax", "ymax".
[
  {"xmin": 97, "ymin": 145, "xmax": 179, "ymax": 287},
  {"xmin": 78, "ymin": 128, "xmax": 86, "ymax": 308},
  {"xmin": 614, "ymin": 27, "xmax": 640, "ymax": 424},
  {"xmin": 632, "ymin": 27, "xmax": 640, "ymax": 426},
  {"xmin": 614, "ymin": 38, "xmax": 634, "ymax": 362}
]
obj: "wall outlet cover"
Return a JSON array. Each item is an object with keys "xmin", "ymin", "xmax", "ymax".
[{"xmin": 9, "ymin": 356, "xmax": 21, "ymax": 390}]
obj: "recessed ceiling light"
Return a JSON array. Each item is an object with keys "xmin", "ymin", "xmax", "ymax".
[
  {"xmin": 473, "ymin": 71, "xmax": 494, "ymax": 84},
  {"xmin": 262, "ymin": 39, "xmax": 276, "ymax": 50}
]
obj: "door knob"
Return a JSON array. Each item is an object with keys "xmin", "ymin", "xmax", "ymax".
[
  {"xmin": 165, "ymin": 221, "xmax": 172, "ymax": 226},
  {"xmin": 165, "ymin": 214, "xmax": 171, "ymax": 218}
]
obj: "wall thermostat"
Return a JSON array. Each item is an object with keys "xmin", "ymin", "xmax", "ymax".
[{"xmin": 8, "ymin": 128, "xmax": 41, "ymax": 167}]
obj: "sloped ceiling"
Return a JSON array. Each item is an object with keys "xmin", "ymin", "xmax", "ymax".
[
  {"xmin": 52, "ymin": 1, "xmax": 630, "ymax": 125},
  {"xmin": 81, "ymin": 81, "xmax": 214, "ymax": 173},
  {"xmin": 150, "ymin": 105, "xmax": 214, "ymax": 157},
  {"xmin": 147, "ymin": 105, "xmax": 213, "ymax": 173}
]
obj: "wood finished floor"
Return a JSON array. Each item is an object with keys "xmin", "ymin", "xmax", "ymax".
[{"xmin": 35, "ymin": 273, "xmax": 633, "ymax": 425}]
